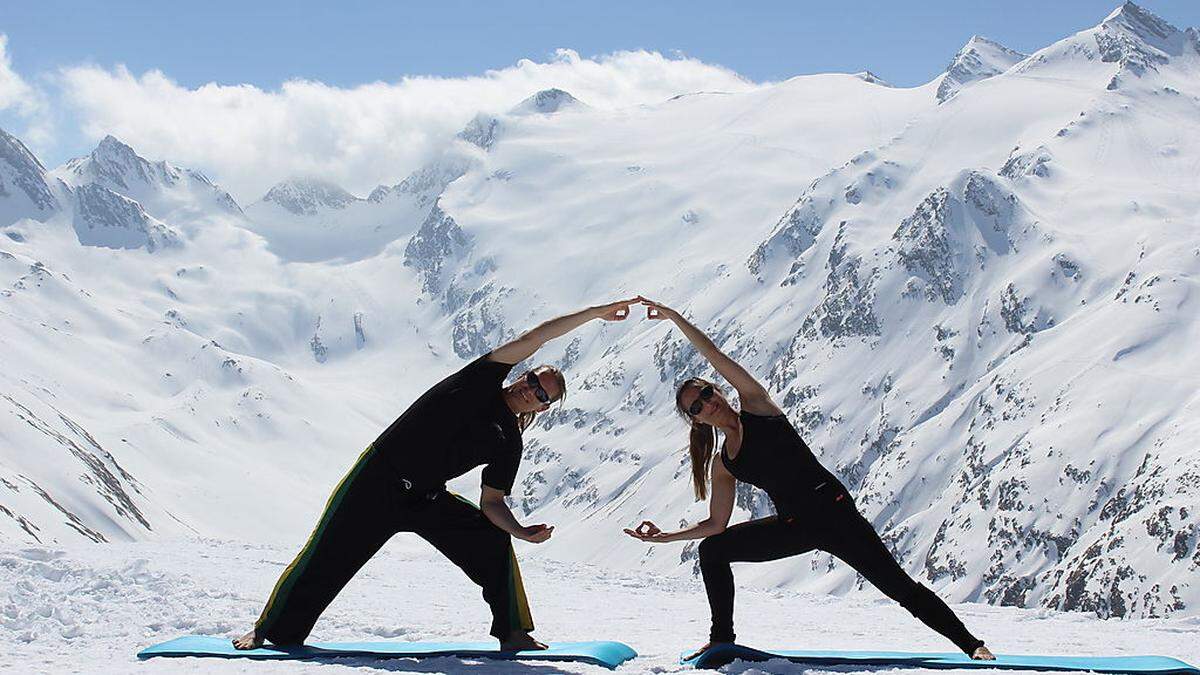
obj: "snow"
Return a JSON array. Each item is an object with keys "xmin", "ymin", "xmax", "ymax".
[
  {"xmin": 936, "ymin": 36, "xmax": 1027, "ymax": 102},
  {"xmin": 3, "ymin": 2, "xmax": 1200, "ymax": 671},
  {"xmin": 1, "ymin": 539, "xmax": 1197, "ymax": 673}
]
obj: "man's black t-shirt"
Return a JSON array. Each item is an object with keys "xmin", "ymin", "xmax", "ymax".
[{"xmin": 373, "ymin": 354, "xmax": 523, "ymax": 495}]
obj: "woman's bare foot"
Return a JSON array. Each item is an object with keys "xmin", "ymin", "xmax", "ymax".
[
  {"xmin": 232, "ymin": 628, "xmax": 264, "ymax": 650},
  {"xmin": 972, "ymin": 645, "xmax": 996, "ymax": 661},
  {"xmin": 684, "ymin": 641, "xmax": 732, "ymax": 662},
  {"xmin": 500, "ymin": 630, "xmax": 548, "ymax": 651}
]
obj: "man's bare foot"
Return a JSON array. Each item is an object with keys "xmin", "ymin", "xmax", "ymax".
[
  {"xmin": 972, "ymin": 645, "xmax": 996, "ymax": 661},
  {"xmin": 232, "ymin": 628, "xmax": 264, "ymax": 650},
  {"xmin": 500, "ymin": 630, "xmax": 548, "ymax": 651},
  {"xmin": 684, "ymin": 641, "xmax": 732, "ymax": 662}
]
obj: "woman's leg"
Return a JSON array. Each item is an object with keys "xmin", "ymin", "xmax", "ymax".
[
  {"xmin": 414, "ymin": 492, "xmax": 535, "ymax": 642},
  {"xmin": 821, "ymin": 506, "xmax": 985, "ymax": 655},
  {"xmin": 253, "ymin": 446, "xmax": 395, "ymax": 645},
  {"xmin": 699, "ymin": 517, "xmax": 815, "ymax": 643}
]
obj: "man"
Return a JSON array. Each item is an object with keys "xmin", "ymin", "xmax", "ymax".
[{"xmin": 234, "ymin": 298, "xmax": 635, "ymax": 650}]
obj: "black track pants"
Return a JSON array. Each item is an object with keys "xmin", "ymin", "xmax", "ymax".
[
  {"xmin": 254, "ymin": 446, "xmax": 534, "ymax": 645},
  {"xmin": 698, "ymin": 502, "xmax": 984, "ymax": 654}
]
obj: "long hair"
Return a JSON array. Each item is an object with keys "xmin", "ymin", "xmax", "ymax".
[
  {"xmin": 677, "ymin": 377, "xmax": 720, "ymax": 500},
  {"xmin": 516, "ymin": 365, "xmax": 567, "ymax": 432}
]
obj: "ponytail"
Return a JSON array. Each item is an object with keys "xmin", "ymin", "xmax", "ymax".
[
  {"xmin": 677, "ymin": 377, "xmax": 722, "ymax": 501},
  {"xmin": 689, "ymin": 421, "xmax": 716, "ymax": 500}
]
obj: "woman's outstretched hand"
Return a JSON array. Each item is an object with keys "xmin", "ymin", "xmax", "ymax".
[
  {"xmin": 623, "ymin": 520, "xmax": 671, "ymax": 543},
  {"xmin": 593, "ymin": 298, "xmax": 638, "ymax": 322},
  {"xmin": 636, "ymin": 295, "xmax": 678, "ymax": 321}
]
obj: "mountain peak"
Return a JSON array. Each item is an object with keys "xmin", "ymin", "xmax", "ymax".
[
  {"xmin": 1102, "ymin": 2, "xmax": 1177, "ymax": 41},
  {"xmin": 458, "ymin": 113, "xmax": 502, "ymax": 150},
  {"xmin": 510, "ymin": 88, "xmax": 585, "ymax": 115},
  {"xmin": 1092, "ymin": 1, "xmax": 1189, "ymax": 85},
  {"xmin": 1, "ymin": 126, "xmax": 60, "ymax": 220},
  {"xmin": 51, "ymin": 135, "xmax": 243, "ymax": 216},
  {"xmin": 96, "ymin": 134, "xmax": 133, "ymax": 155},
  {"xmin": 1, "ymin": 127, "xmax": 48, "ymax": 174},
  {"xmin": 1011, "ymin": 2, "xmax": 1193, "ymax": 89},
  {"xmin": 261, "ymin": 177, "xmax": 360, "ymax": 216},
  {"xmin": 962, "ymin": 35, "xmax": 1017, "ymax": 53},
  {"xmin": 58, "ymin": 134, "xmax": 158, "ymax": 192},
  {"xmin": 936, "ymin": 35, "xmax": 1027, "ymax": 102},
  {"xmin": 853, "ymin": 71, "xmax": 893, "ymax": 87}
]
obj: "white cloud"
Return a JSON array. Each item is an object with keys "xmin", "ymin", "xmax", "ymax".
[
  {"xmin": 57, "ymin": 49, "xmax": 758, "ymax": 203},
  {"xmin": 0, "ymin": 34, "xmax": 53, "ymax": 147}
]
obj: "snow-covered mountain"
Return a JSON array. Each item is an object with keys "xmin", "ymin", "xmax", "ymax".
[
  {"xmin": 936, "ymin": 36, "xmax": 1027, "ymax": 102},
  {"xmin": 510, "ymin": 87, "xmax": 587, "ymax": 115},
  {"xmin": 243, "ymin": 150, "xmax": 474, "ymax": 263},
  {"xmin": 0, "ymin": 128, "xmax": 60, "ymax": 225},
  {"xmin": 54, "ymin": 135, "xmax": 242, "ymax": 222},
  {"xmin": 1016, "ymin": 0, "xmax": 1200, "ymax": 90},
  {"xmin": 258, "ymin": 177, "xmax": 360, "ymax": 216},
  {"xmin": 1, "ymin": 2, "xmax": 1198, "ymax": 624}
]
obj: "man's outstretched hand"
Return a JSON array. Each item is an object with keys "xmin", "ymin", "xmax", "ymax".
[
  {"xmin": 593, "ymin": 297, "xmax": 638, "ymax": 321},
  {"xmin": 519, "ymin": 523, "xmax": 554, "ymax": 543}
]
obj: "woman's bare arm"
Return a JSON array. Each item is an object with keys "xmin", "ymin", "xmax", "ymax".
[
  {"xmin": 624, "ymin": 459, "xmax": 737, "ymax": 543},
  {"xmin": 637, "ymin": 296, "xmax": 782, "ymax": 416}
]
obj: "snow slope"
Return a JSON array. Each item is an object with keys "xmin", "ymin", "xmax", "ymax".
[
  {"xmin": 1, "ymin": 539, "xmax": 1198, "ymax": 673},
  {"xmin": 1, "ymin": 2, "xmax": 1198, "ymax": 640}
]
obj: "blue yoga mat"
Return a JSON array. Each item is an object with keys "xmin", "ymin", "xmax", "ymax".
[
  {"xmin": 138, "ymin": 635, "xmax": 637, "ymax": 669},
  {"xmin": 681, "ymin": 645, "xmax": 1200, "ymax": 674}
]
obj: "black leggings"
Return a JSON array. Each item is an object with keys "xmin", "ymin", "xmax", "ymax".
[
  {"xmin": 254, "ymin": 446, "xmax": 533, "ymax": 644},
  {"xmin": 698, "ymin": 502, "xmax": 984, "ymax": 654}
]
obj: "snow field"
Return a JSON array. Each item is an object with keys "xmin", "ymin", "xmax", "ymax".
[{"xmin": 1, "ymin": 538, "xmax": 1198, "ymax": 673}]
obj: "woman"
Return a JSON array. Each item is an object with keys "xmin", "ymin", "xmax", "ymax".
[
  {"xmin": 624, "ymin": 296, "xmax": 994, "ymax": 660},
  {"xmin": 234, "ymin": 298, "xmax": 636, "ymax": 652}
]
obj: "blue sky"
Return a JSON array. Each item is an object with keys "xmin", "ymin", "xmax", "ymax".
[
  {"xmin": 2, "ymin": 0, "xmax": 1198, "ymax": 200},
  {"xmin": 5, "ymin": 0, "xmax": 1199, "ymax": 89}
]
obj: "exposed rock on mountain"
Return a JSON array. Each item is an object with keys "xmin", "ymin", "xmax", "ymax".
[
  {"xmin": 937, "ymin": 36, "xmax": 1027, "ymax": 102},
  {"xmin": 1, "ymin": 128, "xmax": 60, "ymax": 224},
  {"xmin": 71, "ymin": 183, "xmax": 181, "ymax": 252},
  {"xmin": 55, "ymin": 135, "xmax": 242, "ymax": 217},
  {"xmin": 511, "ymin": 88, "xmax": 586, "ymax": 115},
  {"xmin": 259, "ymin": 178, "xmax": 360, "ymax": 216}
]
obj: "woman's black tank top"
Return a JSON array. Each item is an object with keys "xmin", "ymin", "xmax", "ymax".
[{"xmin": 721, "ymin": 410, "xmax": 848, "ymax": 518}]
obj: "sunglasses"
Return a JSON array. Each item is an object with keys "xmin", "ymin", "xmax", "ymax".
[
  {"xmin": 687, "ymin": 384, "xmax": 714, "ymax": 417},
  {"xmin": 526, "ymin": 371, "xmax": 551, "ymax": 404}
]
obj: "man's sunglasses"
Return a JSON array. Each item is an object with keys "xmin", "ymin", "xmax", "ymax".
[
  {"xmin": 527, "ymin": 371, "xmax": 551, "ymax": 404},
  {"xmin": 687, "ymin": 384, "xmax": 714, "ymax": 417}
]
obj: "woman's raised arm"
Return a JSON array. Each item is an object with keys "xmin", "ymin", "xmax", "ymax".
[{"xmin": 637, "ymin": 296, "xmax": 781, "ymax": 416}]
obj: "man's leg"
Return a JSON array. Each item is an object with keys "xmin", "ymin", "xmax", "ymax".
[
  {"xmin": 247, "ymin": 446, "xmax": 394, "ymax": 646},
  {"xmin": 698, "ymin": 517, "xmax": 814, "ymax": 645},
  {"xmin": 414, "ymin": 492, "xmax": 534, "ymax": 643}
]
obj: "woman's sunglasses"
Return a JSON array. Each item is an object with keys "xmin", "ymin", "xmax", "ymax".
[
  {"xmin": 527, "ymin": 371, "xmax": 551, "ymax": 404},
  {"xmin": 687, "ymin": 384, "xmax": 714, "ymax": 416}
]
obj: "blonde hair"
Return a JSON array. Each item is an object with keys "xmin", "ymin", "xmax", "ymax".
[{"xmin": 516, "ymin": 365, "xmax": 566, "ymax": 432}]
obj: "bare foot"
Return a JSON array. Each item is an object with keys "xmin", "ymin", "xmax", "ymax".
[
  {"xmin": 232, "ymin": 628, "xmax": 264, "ymax": 650},
  {"xmin": 500, "ymin": 630, "xmax": 548, "ymax": 652},
  {"xmin": 972, "ymin": 645, "xmax": 996, "ymax": 661},
  {"xmin": 684, "ymin": 641, "xmax": 732, "ymax": 662}
]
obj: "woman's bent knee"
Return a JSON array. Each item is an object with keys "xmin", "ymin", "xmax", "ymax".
[{"xmin": 698, "ymin": 535, "xmax": 728, "ymax": 565}]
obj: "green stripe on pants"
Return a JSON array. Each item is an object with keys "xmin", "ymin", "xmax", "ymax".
[{"xmin": 255, "ymin": 444, "xmax": 378, "ymax": 635}]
